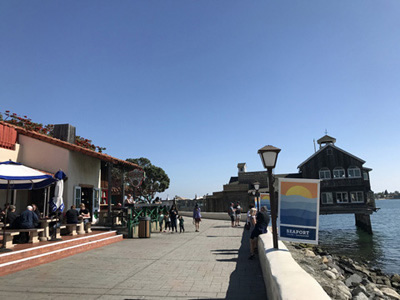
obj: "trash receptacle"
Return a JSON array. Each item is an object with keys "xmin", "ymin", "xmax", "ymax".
[{"xmin": 138, "ymin": 217, "xmax": 151, "ymax": 238}]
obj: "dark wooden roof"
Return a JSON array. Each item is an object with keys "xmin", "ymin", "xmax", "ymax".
[{"xmin": 297, "ymin": 144, "xmax": 366, "ymax": 169}]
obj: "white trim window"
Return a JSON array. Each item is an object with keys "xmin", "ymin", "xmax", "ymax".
[
  {"xmin": 363, "ymin": 172, "xmax": 369, "ymax": 181},
  {"xmin": 348, "ymin": 167, "xmax": 361, "ymax": 178},
  {"xmin": 74, "ymin": 186, "xmax": 82, "ymax": 208},
  {"xmin": 319, "ymin": 168, "xmax": 331, "ymax": 180},
  {"xmin": 321, "ymin": 192, "xmax": 333, "ymax": 204},
  {"xmin": 336, "ymin": 192, "xmax": 349, "ymax": 203},
  {"xmin": 350, "ymin": 191, "xmax": 364, "ymax": 203},
  {"xmin": 333, "ymin": 167, "xmax": 345, "ymax": 179}
]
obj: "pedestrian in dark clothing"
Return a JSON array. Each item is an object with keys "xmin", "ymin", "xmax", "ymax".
[
  {"xmin": 6, "ymin": 205, "xmax": 19, "ymax": 229},
  {"xmin": 20, "ymin": 206, "xmax": 39, "ymax": 229},
  {"xmin": 179, "ymin": 216, "xmax": 185, "ymax": 233},
  {"xmin": 249, "ymin": 206, "xmax": 270, "ymax": 259},
  {"xmin": 49, "ymin": 208, "xmax": 64, "ymax": 240},
  {"xmin": 66, "ymin": 205, "xmax": 79, "ymax": 224},
  {"xmin": 169, "ymin": 205, "xmax": 178, "ymax": 233},
  {"xmin": 19, "ymin": 206, "xmax": 39, "ymax": 243}
]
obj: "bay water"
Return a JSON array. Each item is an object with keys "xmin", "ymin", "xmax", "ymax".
[{"xmin": 318, "ymin": 199, "xmax": 400, "ymax": 275}]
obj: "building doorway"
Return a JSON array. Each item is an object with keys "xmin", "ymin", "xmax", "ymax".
[{"xmin": 81, "ymin": 187, "xmax": 93, "ymax": 222}]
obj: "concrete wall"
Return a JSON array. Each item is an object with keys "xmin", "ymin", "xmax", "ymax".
[
  {"xmin": 66, "ymin": 151, "xmax": 101, "ymax": 208},
  {"xmin": 0, "ymin": 143, "xmax": 20, "ymax": 162},
  {"xmin": 7, "ymin": 135, "xmax": 101, "ymax": 212},
  {"xmin": 18, "ymin": 135, "xmax": 69, "ymax": 173},
  {"xmin": 258, "ymin": 232, "xmax": 330, "ymax": 300},
  {"xmin": 0, "ymin": 144, "xmax": 21, "ymax": 207}
]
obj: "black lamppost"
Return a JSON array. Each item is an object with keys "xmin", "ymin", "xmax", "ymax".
[
  {"xmin": 253, "ymin": 181, "xmax": 260, "ymax": 212},
  {"xmin": 258, "ymin": 145, "xmax": 281, "ymax": 249}
]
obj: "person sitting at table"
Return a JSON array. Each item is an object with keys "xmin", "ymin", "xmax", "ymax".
[
  {"xmin": 124, "ymin": 194, "xmax": 134, "ymax": 207},
  {"xmin": 66, "ymin": 205, "xmax": 79, "ymax": 224},
  {"xmin": 49, "ymin": 208, "xmax": 64, "ymax": 240},
  {"xmin": 19, "ymin": 206, "xmax": 39, "ymax": 243},
  {"xmin": 6, "ymin": 205, "xmax": 19, "ymax": 229},
  {"xmin": 79, "ymin": 203, "xmax": 91, "ymax": 224},
  {"xmin": 0, "ymin": 203, "xmax": 10, "ymax": 222},
  {"xmin": 31, "ymin": 204, "xmax": 41, "ymax": 227}
]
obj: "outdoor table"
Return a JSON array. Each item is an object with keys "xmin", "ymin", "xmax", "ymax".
[
  {"xmin": 38, "ymin": 218, "xmax": 59, "ymax": 241},
  {"xmin": 77, "ymin": 217, "xmax": 89, "ymax": 235}
]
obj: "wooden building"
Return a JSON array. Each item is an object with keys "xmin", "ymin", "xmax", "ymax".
[{"xmin": 297, "ymin": 135, "xmax": 376, "ymax": 233}]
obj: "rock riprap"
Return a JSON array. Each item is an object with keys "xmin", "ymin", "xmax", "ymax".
[{"xmin": 285, "ymin": 242, "xmax": 400, "ymax": 300}]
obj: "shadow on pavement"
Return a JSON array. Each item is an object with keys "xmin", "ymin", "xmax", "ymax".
[{"xmin": 224, "ymin": 228, "xmax": 267, "ymax": 300}]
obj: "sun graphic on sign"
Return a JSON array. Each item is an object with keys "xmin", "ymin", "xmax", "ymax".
[
  {"xmin": 281, "ymin": 182, "xmax": 318, "ymax": 199},
  {"xmin": 286, "ymin": 186, "xmax": 313, "ymax": 199}
]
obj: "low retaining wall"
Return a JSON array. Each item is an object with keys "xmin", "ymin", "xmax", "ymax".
[
  {"xmin": 179, "ymin": 211, "xmax": 247, "ymax": 221},
  {"xmin": 258, "ymin": 232, "xmax": 330, "ymax": 300}
]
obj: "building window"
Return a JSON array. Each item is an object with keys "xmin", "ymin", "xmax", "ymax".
[
  {"xmin": 348, "ymin": 167, "xmax": 361, "ymax": 178},
  {"xmin": 350, "ymin": 191, "xmax": 364, "ymax": 203},
  {"xmin": 333, "ymin": 167, "xmax": 345, "ymax": 179},
  {"xmin": 319, "ymin": 168, "xmax": 331, "ymax": 180},
  {"xmin": 336, "ymin": 192, "xmax": 349, "ymax": 203},
  {"xmin": 321, "ymin": 192, "xmax": 333, "ymax": 204},
  {"xmin": 326, "ymin": 148, "xmax": 333, "ymax": 155},
  {"xmin": 363, "ymin": 172, "xmax": 369, "ymax": 181}
]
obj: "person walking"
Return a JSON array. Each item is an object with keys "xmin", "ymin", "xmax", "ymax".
[
  {"xmin": 228, "ymin": 202, "xmax": 235, "ymax": 227},
  {"xmin": 169, "ymin": 204, "xmax": 178, "ymax": 233},
  {"xmin": 249, "ymin": 206, "xmax": 270, "ymax": 259},
  {"xmin": 235, "ymin": 201, "xmax": 242, "ymax": 226},
  {"xmin": 192, "ymin": 203, "xmax": 202, "ymax": 232},
  {"xmin": 159, "ymin": 211, "xmax": 164, "ymax": 232}
]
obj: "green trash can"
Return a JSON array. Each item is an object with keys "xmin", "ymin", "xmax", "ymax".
[{"xmin": 139, "ymin": 217, "xmax": 151, "ymax": 238}]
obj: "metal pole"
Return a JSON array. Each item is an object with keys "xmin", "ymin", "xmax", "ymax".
[
  {"xmin": 107, "ymin": 163, "xmax": 113, "ymax": 224},
  {"xmin": 2, "ymin": 181, "xmax": 10, "ymax": 249},
  {"xmin": 268, "ymin": 167, "xmax": 279, "ymax": 249}
]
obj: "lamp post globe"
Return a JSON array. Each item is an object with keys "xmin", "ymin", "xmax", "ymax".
[{"xmin": 257, "ymin": 145, "xmax": 281, "ymax": 249}]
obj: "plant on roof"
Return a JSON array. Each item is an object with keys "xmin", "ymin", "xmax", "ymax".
[{"xmin": 2, "ymin": 111, "xmax": 106, "ymax": 153}]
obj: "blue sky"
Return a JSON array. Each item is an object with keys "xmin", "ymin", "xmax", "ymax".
[{"xmin": 1, "ymin": 1, "xmax": 399, "ymax": 198}]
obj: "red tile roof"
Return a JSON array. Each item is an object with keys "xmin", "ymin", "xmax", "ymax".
[{"xmin": 0, "ymin": 121, "xmax": 140, "ymax": 170}]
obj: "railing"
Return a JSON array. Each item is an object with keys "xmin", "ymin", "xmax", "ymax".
[{"xmin": 110, "ymin": 204, "xmax": 170, "ymax": 238}]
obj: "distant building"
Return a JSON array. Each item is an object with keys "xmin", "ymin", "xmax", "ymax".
[
  {"xmin": 297, "ymin": 135, "xmax": 376, "ymax": 233},
  {"xmin": 189, "ymin": 135, "xmax": 376, "ymax": 233}
]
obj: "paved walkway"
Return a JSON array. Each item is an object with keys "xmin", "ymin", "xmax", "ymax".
[{"xmin": 0, "ymin": 218, "xmax": 267, "ymax": 300}]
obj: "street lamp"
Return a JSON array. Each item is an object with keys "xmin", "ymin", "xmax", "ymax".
[
  {"xmin": 258, "ymin": 145, "xmax": 281, "ymax": 249},
  {"xmin": 253, "ymin": 181, "xmax": 260, "ymax": 212}
]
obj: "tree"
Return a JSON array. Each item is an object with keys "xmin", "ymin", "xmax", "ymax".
[{"xmin": 126, "ymin": 158, "xmax": 170, "ymax": 202}]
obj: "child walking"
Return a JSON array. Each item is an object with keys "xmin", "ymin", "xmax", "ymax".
[{"xmin": 179, "ymin": 216, "xmax": 185, "ymax": 233}]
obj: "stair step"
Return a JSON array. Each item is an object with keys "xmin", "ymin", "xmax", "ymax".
[
  {"xmin": 0, "ymin": 232, "xmax": 123, "ymax": 276},
  {"xmin": 0, "ymin": 231, "xmax": 117, "ymax": 264}
]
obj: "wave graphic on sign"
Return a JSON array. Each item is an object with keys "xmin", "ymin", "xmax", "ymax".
[{"xmin": 280, "ymin": 194, "xmax": 318, "ymax": 226}]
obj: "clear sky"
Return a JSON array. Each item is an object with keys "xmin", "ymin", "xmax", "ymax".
[{"xmin": 1, "ymin": 1, "xmax": 399, "ymax": 198}]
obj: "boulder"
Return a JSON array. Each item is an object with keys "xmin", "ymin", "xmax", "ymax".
[
  {"xmin": 324, "ymin": 270, "xmax": 336, "ymax": 280},
  {"xmin": 365, "ymin": 283, "xmax": 384, "ymax": 297},
  {"xmin": 351, "ymin": 285, "xmax": 369, "ymax": 297},
  {"xmin": 381, "ymin": 287, "xmax": 400, "ymax": 299},
  {"xmin": 392, "ymin": 274, "xmax": 400, "ymax": 283},
  {"xmin": 304, "ymin": 249, "xmax": 316, "ymax": 257},
  {"xmin": 337, "ymin": 282, "xmax": 352, "ymax": 299},
  {"xmin": 352, "ymin": 292, "xmax": 369, "ymax": 300},
  {"xmin": 345, "ymin": 273, "xmax": 363, "ymax": 287},
  {"xmin": 321, "ymin": 256, "xmax": 329, "ymax": 264}
]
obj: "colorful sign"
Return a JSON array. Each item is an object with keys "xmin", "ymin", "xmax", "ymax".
[
  {"xmin": 259, "ymin": 193, "xmax": 270, "ymax": 211},
  {"xmin": 278, "ymin": 178, "xmax": 320, "ymax": 244}
]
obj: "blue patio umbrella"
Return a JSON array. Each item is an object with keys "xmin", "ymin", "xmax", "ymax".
[
  {"xmin": 50, "ymin": 170, "xmax": 67, "ymax": 213},
  {"xmin": 0, "ymin": 161, "xmax": 57, "ymax": 249}
]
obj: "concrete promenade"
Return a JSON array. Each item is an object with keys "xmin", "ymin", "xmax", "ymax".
[{"xmin": 0, "ymin": 218, "xmax": 267, "ymax": 300}]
